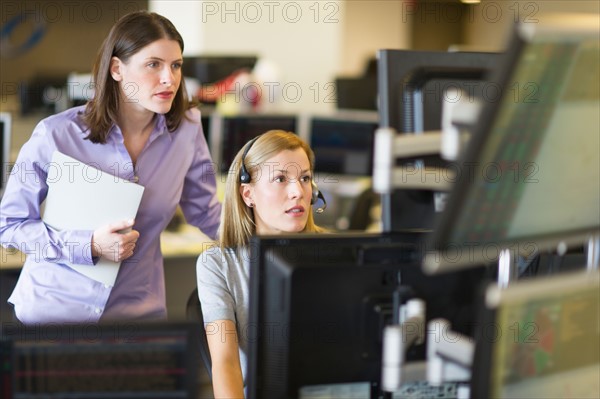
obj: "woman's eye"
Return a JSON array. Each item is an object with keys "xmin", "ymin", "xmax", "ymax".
[
  {"xmin": 172, "ymin": 63, "xmax": 182, "ymax": 70},
  {"xmin": 274, "ymin": 176, "xmax": 286, "ymax": 183},
  {"xmin": 301, "ymin": 175, "xmax": 311, "ymax": 183},
  {"xmin": 147, "ymin": 62, "xmax": 158, "ymax": 68}
]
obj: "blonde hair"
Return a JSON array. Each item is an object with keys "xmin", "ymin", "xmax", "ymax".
[{"xmin": 219, "ymin": 130, "xmax": 323, "ymax": 249}]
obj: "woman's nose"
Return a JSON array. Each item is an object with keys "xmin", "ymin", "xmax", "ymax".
[
  {"xmin": 288, "ymin": 180, "xmax": 303, "ymax": 199},
  {"xmin": 161, "ymin": 67, "xmax": 174, "ymax": 86}
]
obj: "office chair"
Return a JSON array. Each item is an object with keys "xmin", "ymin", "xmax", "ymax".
[
  {"xmin": 348, "ymin": 188, "xmax": 381, "ymax": 231},
  {"xmin": 186, "ymin": 288, "xmax": 212, "ymax": 380}
]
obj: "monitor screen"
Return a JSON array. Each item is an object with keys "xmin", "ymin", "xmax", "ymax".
[
  {"xmin": 0, "ymin": 322, "xmax": 201, "ymax": 399},
  {"xmin": 309, "ymin": 113, "xmax": 379, "ymax": 177},
  {"xmin": 377, "ymin": 50, "xmax": 501, "ymax": 231},
  {"xmin": 214, "ymin": 115, "xmax": 298, "ymax": 174},
  {"xmin": 246, "ymin": 232, "xmax": 488, "ymax": 398},
  {"xmin": 471, "ymin": 270, "xmax": 600, "ymax": 398},
  {"xmin": 424, "ymin": 15, "xmax": 600, "ymax": 273},
  {"xmin": 335, "ymin": 76, "xmax": 378, "ymax": 111}
]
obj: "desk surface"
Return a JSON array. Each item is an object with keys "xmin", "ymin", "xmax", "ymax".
[{"xmin": 0, "ymin": 224, "xmax": 213, "ymax": 271}]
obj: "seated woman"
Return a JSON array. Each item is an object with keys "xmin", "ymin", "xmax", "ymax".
[{"xmin": 196, "ymin": 130, "xmax": 324, "ymax": 398}]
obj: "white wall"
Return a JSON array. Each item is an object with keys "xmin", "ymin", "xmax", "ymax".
[
  {"xmin": 151, "ymin": 0, "xmax": 345, "ymax": 113},
  {"xmin": 150, "ymin": 0, "xmax": 205, "ymax": 56},
  {"xmin": 340, "ymin": 1, "xmax": 412, "ymax": 76},
  {"xmin": 462, "ymin": 0, "xmax": 600, "ymax": 51}
]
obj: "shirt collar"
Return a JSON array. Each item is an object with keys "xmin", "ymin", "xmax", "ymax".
[
  {"xmin": 149, "ymin": 113, "xmax": 172, "ymax": 143},
  {"xmin": 108, "ymin": 113, "xmax": 172, "ymax": 143}
]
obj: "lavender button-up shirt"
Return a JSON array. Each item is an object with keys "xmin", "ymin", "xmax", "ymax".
[{"xmin": 1, "ymin": 106, "xmax": 221, "ymax": 324}]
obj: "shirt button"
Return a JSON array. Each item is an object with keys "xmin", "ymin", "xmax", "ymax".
[
  {"xmin": 104, "ymin": 284, "xmax": 110, "ymax": 289},
  {"xmin": 95, "ymin": 308, "xmax": 102, "ymax": 314},
  {"xmin": 132, "ymin": 175, "xmax": 139, "ymax": 183}
]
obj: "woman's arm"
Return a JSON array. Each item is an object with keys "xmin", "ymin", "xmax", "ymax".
[
  {"xmin": 179, "ymin": 109, "xmax": 222, "ymax": 240},
  {"xmin": 0, "ymin": 122, "xmax": 95, "ymax": 265},
  {"xmin": 206, "ymin": 319, "xmax": 245, "ymax": 399},
  {"xmin": 0, "ymin": 121, "xmax": 139, "ymax": 265}
]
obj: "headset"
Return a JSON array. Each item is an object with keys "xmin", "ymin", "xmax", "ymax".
[{"xmin": 239, "ymin": 135, "xmax": 327, "ymax": 213}]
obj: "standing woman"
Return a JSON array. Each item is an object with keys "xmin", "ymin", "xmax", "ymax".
[
  {"xmin": 0, "ymin": 11, "xmax": 221, "ymax": 324},
  {"xmin": 197, "ymin": 130, "xmax": 324, "ymax": 398}
]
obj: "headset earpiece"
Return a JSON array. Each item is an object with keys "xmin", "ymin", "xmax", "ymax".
[
  {"xmin": 239, "ymin": 164, "xmax": 251, "ymax": 183},
  {"xmin": 311, "ymin": 181, "xmax": 319, "ymax": 205},
  {"xmin": 311, "ymin": 181, "xmax": 327, "ymax": 213},
  {"xmin": 239, "ymin": 136, "xmax": 260, "ymax": 183}
]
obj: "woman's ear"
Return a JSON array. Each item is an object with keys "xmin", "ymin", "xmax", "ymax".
[
  {"xmin": 110, "ymin": 57, "xmax": 123, "ymax": 81},
  {"xmin": 239, "ymin": 183, "xmax": 254, "ymax": 208}
]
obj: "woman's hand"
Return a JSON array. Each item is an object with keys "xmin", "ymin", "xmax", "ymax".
[{"xmin": 91, "ymin": 219, "xmax": 140, "ymax": 262}]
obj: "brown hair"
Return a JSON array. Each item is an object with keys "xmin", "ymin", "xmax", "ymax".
[
  {"xmin": 220, "ymin": 130, "xmax": 324, "ymax": 250},
  {"xmin": 81, "ymin": 11, "xmax": 190, "ymax": 143}
]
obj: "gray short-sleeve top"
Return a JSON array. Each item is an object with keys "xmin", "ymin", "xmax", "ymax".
[{"xmin": 196, "ymin": 246, "xmax": 250, "ymax": 383}]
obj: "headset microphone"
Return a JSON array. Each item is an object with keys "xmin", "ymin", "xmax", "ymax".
[{"xmin": 311, "ymin": 182, "xmax": 327, "ymax": 214}]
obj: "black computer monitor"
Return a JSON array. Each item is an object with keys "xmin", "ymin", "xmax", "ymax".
[
  {"xmin": 335, "ymin": 58, "xmax": 378, "ymax": 111},
  {"xmin": 199, "ymin": 111, "xmax": 211, "ymax": 145},
  {"xmin": 246, "ymin": 232, "xmax": 488, "ymax": 398},
  {"xmin": 0, "ymin": 112, "xmax": 12, "ymax": 197},
  {"xmin": 308, "ymin": 112, "xmax": 379, "ymax": 177},
  {"xmin": 470, "ymin": 270, "xmax": 600, "ymax": 398},
  {"xmin": 211, "ymin": 114, "xmax": 298, "ymax": 174},
  {"xmin": 0, "ymin": 322, "xmax": 201, "ymax": 399},
  {"xmin": 377, "ymin": 50, "xmax": 501, "ymax": 231},
  {"xmin": 423, "ymin": 15, "xmax": 600, "ymax": 274},
  {"xmin": 378, "ymin": 50, "xmax": 501, "ymax": 135},
  {"xmin": 182, "ymin": 56, "xmax": 258, "ymax": 86}
]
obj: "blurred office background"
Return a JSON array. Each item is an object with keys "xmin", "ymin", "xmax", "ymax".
[
  {"xmin": 1, "ymin": 3, "xmax": 598, "ymax": 396},
  {"xmin": 3, "ymin": 0, "xmax": 599, "ymax": 113},
  {"xmin": 2, "ymin": 0, "xmax": 598, "ymax": 224},
  {"xmin": 1, "ymin": 0, "xmax": 599, "ymax": 314}
]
